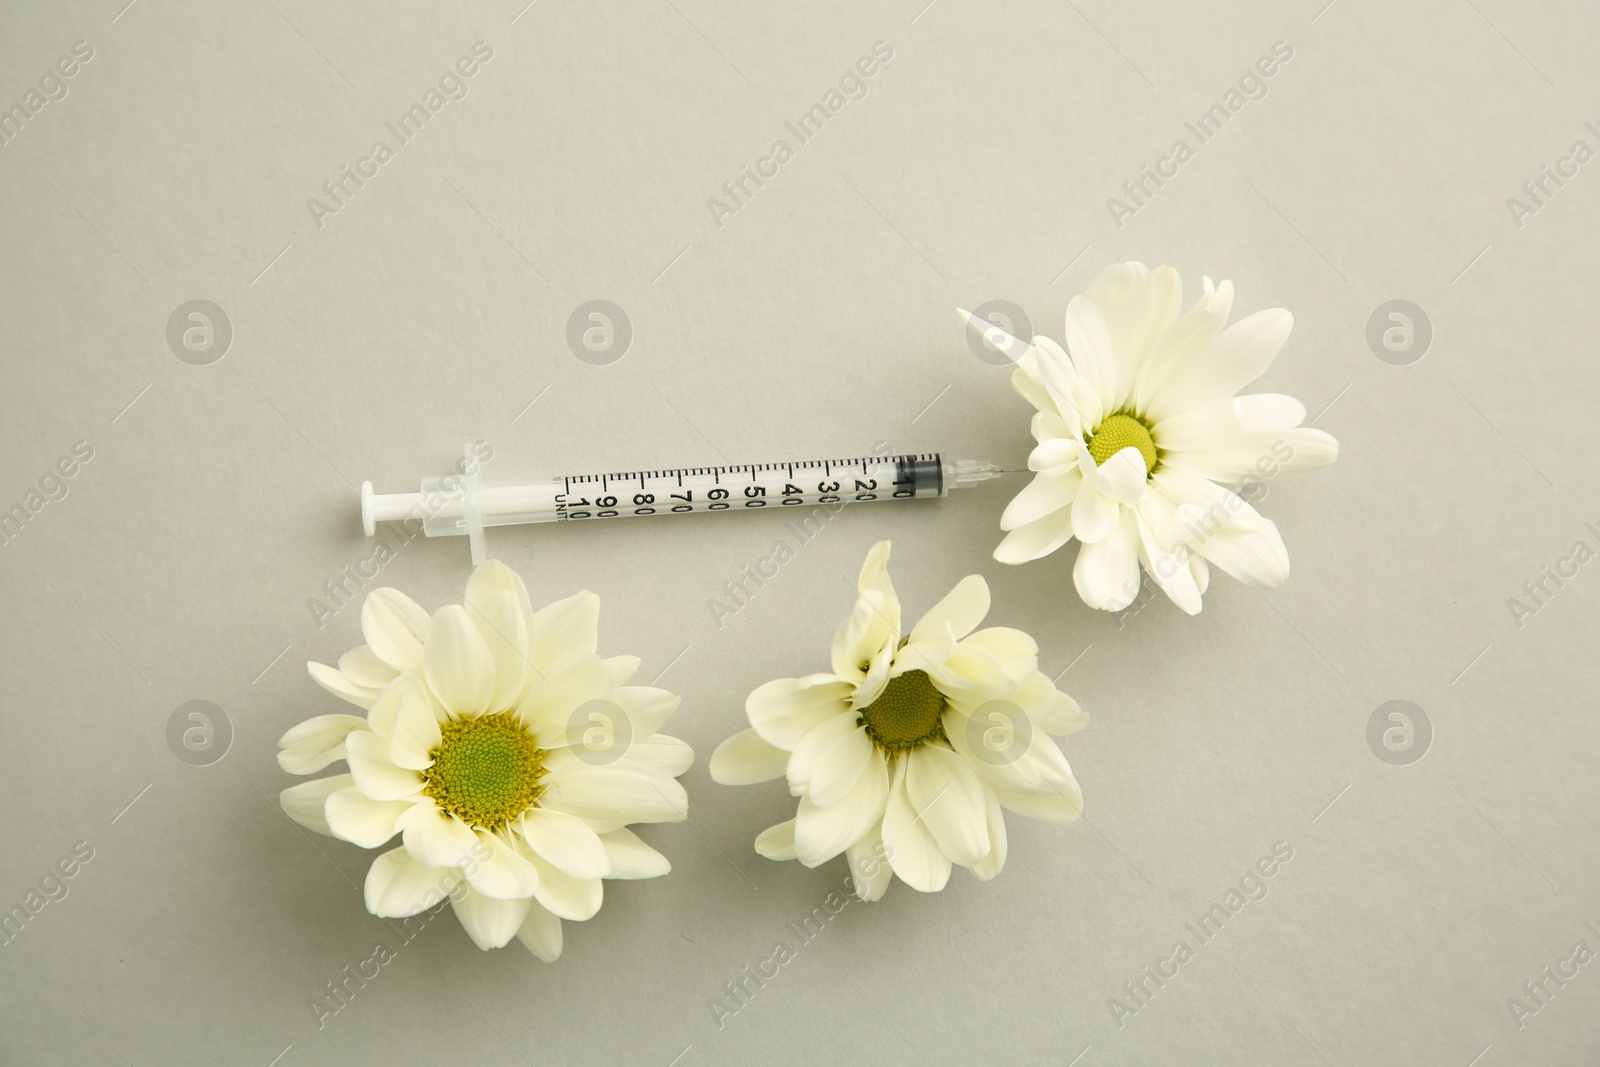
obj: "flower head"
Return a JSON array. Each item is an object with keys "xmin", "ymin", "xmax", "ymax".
[
  {"xmin": 710, "ymin": 542, "xmax": 1086, "ymax": 898},
  {"xmin": 965, "ymin": 262, "xmax": 1338, "ymax": 613},
  {"xmin": 278, "ymin": 560, "xmax": 691, "ymax": 960}
]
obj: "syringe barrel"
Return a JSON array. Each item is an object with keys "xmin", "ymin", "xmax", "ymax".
[
  {"xmin": 474, "ymin": 482, "xmax": 566, "ymax": 528},
  {"xmin": 538, "ymin": 454, "xmax": 947, "ymax": 524},
  {"xmin": 364, "ymin": 453, "xmax": 959, "ymax": 539}
]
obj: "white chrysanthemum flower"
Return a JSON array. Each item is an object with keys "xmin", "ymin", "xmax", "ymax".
[
  {"xmin": 278, "ymin": 560, "xmax": 691, "ymax": 960},
  {"xmin": 709, "ymin": 541, "xmax": 1085, "ymax": 898},
  {"xmin": 962, "ymin": 262, "xmax": 1338, "ymax": 614}
]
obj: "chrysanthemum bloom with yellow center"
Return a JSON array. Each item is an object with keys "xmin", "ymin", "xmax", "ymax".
[
  {"xmin": 709, "ymin": 542, "xmax": 1086, "ymax": 897},
  {"xmin": 277, "ymin": 560, "xmax": 691, "ymax": 960},
  {"xmin": 961, "ymin": 262, "xmax": 1338, "ymax": 614}
]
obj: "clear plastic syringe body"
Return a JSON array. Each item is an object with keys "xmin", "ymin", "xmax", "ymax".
[{"xmin": 361, "ymin": 452, "xmax": 1001, "ymax": 563}]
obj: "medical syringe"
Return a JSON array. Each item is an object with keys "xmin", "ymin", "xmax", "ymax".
[{"xmin": 361, "ymin": 447, "xmax": 1005, "ymax": 563}]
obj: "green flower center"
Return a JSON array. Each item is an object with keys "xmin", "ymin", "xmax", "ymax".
[
  {"xmin": 858, "ymin": 669, "xmax": 948, "ymax": 754},
  {"xmin": 1087, "ymin": 412, "xmax": 1158, "ymax": 475},
  {"xmin": 423, "ymin": 711, "xmax": 546, "ymax": 831}
]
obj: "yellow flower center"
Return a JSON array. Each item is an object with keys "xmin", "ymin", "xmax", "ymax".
[
  {"xmin": 1087, "ymin": 412, "xmax": 1158, "ymax": 475},
  {"xmin": 423, "ymin": 712, "xmax": 546, "ymax": 831},
  {"xmin": 858, "ymin": 669, "xmax": 947, "ymax": 754}
]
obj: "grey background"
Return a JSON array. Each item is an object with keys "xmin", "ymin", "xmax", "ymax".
[{"xmin": 2, "ymin": 0, "xmax": 1596, "ymax": 1064}]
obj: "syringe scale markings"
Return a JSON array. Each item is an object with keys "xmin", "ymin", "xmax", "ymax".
[{"xmin": 362, "ymin": 447, "xmax": 1002, "ymax": 564}]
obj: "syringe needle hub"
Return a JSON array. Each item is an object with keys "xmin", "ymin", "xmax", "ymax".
[{"xmin": 941, "ymin": 458, "xmax": 1004, "ymax": 488}]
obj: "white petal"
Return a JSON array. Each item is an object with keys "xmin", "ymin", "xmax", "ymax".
[
  {"xmin": 853, "ymin": 633, "xmax": 897, "ymax": 710},
  {"xmin": 280, "ymin": 774, "xmax": 351, "ymax": 835},
  {"xmin": 788, "ymin": 712, "xmax": 873, "ymax": 808},
  {"xmin": 855, "ymin": 540, "xmax": 901, "ymax": 635},
  {"xmin": 881, "ymin": 762, "xmax": 951, "ymax": 893},
  {"xmin": 793, "ymin": 758, "xmax": 889, "ymax": 867},
  {"xmin": 464, "ymin": 830, "xmax": 542, "ymax": 900},
  {"xmin": 1032, "ymin": 408, "xmax": 1077, "ymax": 445},
  {"xmin": 744, "ymin": 675, "xmax": 854, "ymax": 750},
  {"xmin": 530, "ymin": 590, "xmax": 600, "ymax": 669},
  {"xmin": 993, "ymin": 509, "xmax": 1075, "ymax": 565},
  {"xmin": 1010, "ymin": 359, "xmax": 1058, "ymax": 420},
  {"xmin": 423, "ymin": 605, "xmax": 495, "ymax": 715},
  {"xmin": 891, "ymin": 625, "xmax": 959, "ymax": 684},
  {"xmin": 597, "ymin": 828, "xmax": 671, "ymax": 879},
  {"xmin": 1135, "ymin": 500, "xmax": 1203, "ymax": 616},
  {"xmin": 1261, "ymin": 427, "xmax": 1339, "ymax": 474},
  {"xmin": 994, "ymin": 779, "xmax": 1082, "ymax": 823},
  {"xmin": 831, "ymin": 592, "xmax": 897, "ymax": 680},
  {"xmin": 277, "ymin": 714, "xmax": 367, "ymax": 774},
  {"xmin": 969, "ymin": 785, "xmax": 1009, "ymax": 881},
  {"xmin": 325, "ymin": 787, "xmax": 410, "ymax": 847},
  {"xmin": 1088, "ymin": 262, "xmax": 1182, "ymax": 399},
  {"xmin": 904, "ymin": 745, "xmax": 990, "ymax": 867},
  {"xmin": 1073, "ymin": 509, "xmax": 1141, "ymax": 611},
  {"xmin": 464, "ymin": 559, "xmax": 535, "ymax": 630},
  {"xmin": 361, "ymin": 588, "xmax": 432, "ymax": 671},
  {"xmin": 618, "ymin": 735, "xmax": 694, "ymax": 777},
  {"xmin": 539, "ymin": 758, "xmax": 688, "ymax": 832},
  {"xmin": 609, "ymin": 685, "xmax": 682, "ymax": 737},
  {"xmin": 1071, "ymin": 377, "xmax": 1105, "ymax": 442},
  {"xmin": 365, "ymin": 847, "xmax": 454, "ymax": 918},
  {"xmin": 1027, "ymin": 438, "xmax": 1079, "ymax": 475},
  {"xmin": 709, "ymin": 729, "xmax": 790, "ymax": 785},
  {"xmin": 908, "ymin": 575, "xmax": 990, "ymax": 646},
  {"xmin": 345, "ymin": 729, "xmax": 424, "ymax": 801},
  {"xmin": 467, "ymin": 588, "xmax": 531, "ymax": 714},
  {"xmin": 524, "ymin": 848, "xmax": 602, "ymax": 921},
  {"xmin": 946, "ymin": 709, "xmax": 1044, "ymax": 796},
  {"xmin": 388, "ymin": 687, "xmax": 443, "ymax": 771},
  {"xmin": 1030, "ymin": 335, "xmax": 1089, "ymax": 434},
  {"xmin": 1091, "ymin": 447, "xmax": 1148, "ymax": 508},
  {"xmin": 957, "ymin": 627, "xmax": 1038, "ymax": 679},
  {"xmin": 1016, "ymin": 671, "xmax": 1088, "ymax": 735},
  {"xmin": 519, "ymin": 654, "xmax": 617, "ymax": 736},
  {"xmin": 1134, "ymin": 276, "xmax": 1231, "ymax": 414},
  {"xmin": 1070, "ymin": 482, "xmax": 1120, "ymax": 544},
  {"xmin": 754, "ymin": 819, "xmax": 798, "ymax": 861},
  {"xmin": 982, "ymin": 730, "xmax": 1078, "ymax": 798},
  {"xmin": 1153, "ymin": 305, "xmax": 1292, "ymax": 421},
  {"xmin": 1158, "ymin": 446, "xmax": 1264, "ymax": 484},
  {"xmin": 338, "ymin": 645, "xmax": 398, "ymax": 690},
  {"xmin": 959, "ymin": 306, "xmax": 1024, "ymax": 360},
  {"xmin": 603, "ymin": 654, "xmax": 641, "ymax": 685},
  {"xmin": 1151, "ymin": 402, "xmax": 1245, "ymax": 454},
  {"xmin": 515, "ymin": 901, "xmax": 564, "ymax": 961},
  {"xmin": 1234, "ymin": 393, "xmax": 1306, "ymax": 430},
  {"xmin": 518, "ymin": 808, "xmax": 610, "ymax": 879},
  {"xmin": 453, "ymin": 885, "xmax": 533, "ymax": 950},
  {"xmin": 1064, "ymin": 293, "xmax": 1118, "ymax": 414},
  {"xmin": 398, "ymin": 803, "xmax": 480, "ymax": 870},
  {"xmin": 1180, "ymin": 508, "xmax": 1291, "ymax": 588},
  {"xmin": 1154, "ymin": 468, "xmax": 1264, "ymax": 533},
  {"xmin": 845, "ymin": 824, "xmax": 894, "ymax": 901},
  {"xmin": 307, "ymin": 661, "xmax": 379, "ymax": 710},
  {"xmin": 365, "ymin": 674, "xmax": 433, "ymax": 737},
  {"xmin": 1206, "ymin": 307, "xmax": 1294, "ymax": 397},
  {"xmin": 999, "ymin": 471, "xmax": 1076, "ymax": 531},
  {"xmin": 935, "ymin": 639, "xmax": 1016, "ymax": 698}
]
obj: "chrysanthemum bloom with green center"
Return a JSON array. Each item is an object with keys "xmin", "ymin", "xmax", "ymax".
[
  {"xmin": 278, "ymin": 560, "xmax": 692, "ymax": 960},
  {"xmin": 959, "ymin": 262, "xmax": 1339, "ymax": 613},
  {"xmin": 710, "ymin": 541, "xmax": 1087, "ymax": 898}
]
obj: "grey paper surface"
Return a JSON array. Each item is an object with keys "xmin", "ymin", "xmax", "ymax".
[{"xmin": 2, "ymin": 1, "xmax": 1597, "ymax": 1064}]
